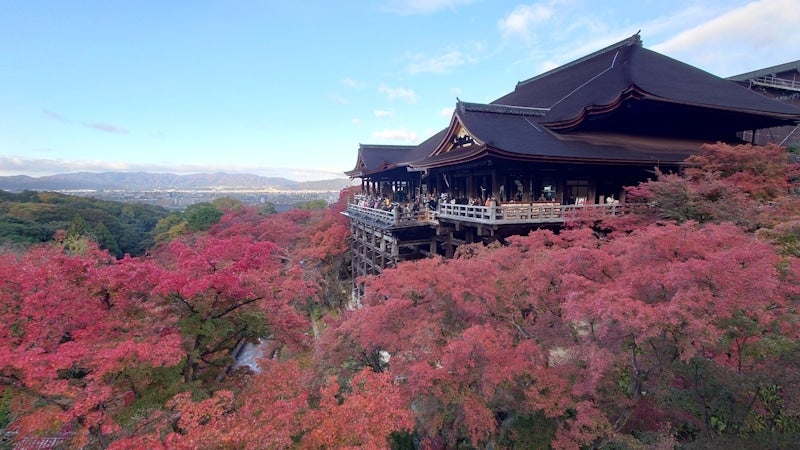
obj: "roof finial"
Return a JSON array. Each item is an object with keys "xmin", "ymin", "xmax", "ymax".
[{"xmin": 632, "ymin": 30, "xmax": 642, "ymax": 46}]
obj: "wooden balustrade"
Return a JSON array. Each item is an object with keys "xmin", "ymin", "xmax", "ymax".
[
  {"xmin": 436, "ymin": 202, "xmax": 626, "ymax": 224},
  {"xmin": 346, "ymin": 198, "xmax": 628, "ymax": 227},
  {"xmin": 345, "ymin": 203, "xmax": 397, "ymax": 225},
  {"xmin": 345, "ymin": 202, "xmax": 434, "ymax": 226}
]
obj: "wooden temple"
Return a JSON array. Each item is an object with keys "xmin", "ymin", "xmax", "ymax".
[
  {"xmin": 343, "ymin": 33, "xmax": 800, "ymax": 295},
  {"xmin": 727, "ymin": 59, "xmax": 800, "ymax": 148}
]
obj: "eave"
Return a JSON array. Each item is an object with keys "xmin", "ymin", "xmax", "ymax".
[
  {"xmin": 408, "ymin": 145, "xmax": 488, "ymax": 170},
  {"xmin": 346, "ymin": 162, "xmax": 410, "ymax": 179},
  {"xmin": 542, "ymin": 85, "xmax": 800, "ymax": 132}
]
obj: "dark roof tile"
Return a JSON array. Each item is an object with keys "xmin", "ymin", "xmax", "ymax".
[{"xmin": 348, "ymin": 33, "xmax": 800, "ymax": 176}]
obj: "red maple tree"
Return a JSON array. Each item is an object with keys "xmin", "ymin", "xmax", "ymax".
[{"xmin": 0, "ymin": 243, "xmax": 183, "ymax": 446}]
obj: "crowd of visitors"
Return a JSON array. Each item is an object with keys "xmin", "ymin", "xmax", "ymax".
[
  {"xmin": 355, "ymin": 195, "xmax": 395, "ymax": 211},
  {"xmin": 355, "ymin": 192, "xmax": 504, "ymax": 213},
  {"xmin": 355, "ymin": 194, "xmax": 424, "ymax": 214}
]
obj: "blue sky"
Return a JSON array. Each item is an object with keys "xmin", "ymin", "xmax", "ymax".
[{"xmin": 1, "ymin": 0, "xmax": 798, "ymax": 181}]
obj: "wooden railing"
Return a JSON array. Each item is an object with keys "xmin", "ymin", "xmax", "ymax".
[
  {"xmin": 751, "ymin": 75, "xmax": 800, "ymax": 92},
  {"xmin": 436, "ymin": 202, "xmax": 626, "ymax": 224},
  {"xmin": 346, "ymin": 199, "xmax": 628, "ymax": 227},
  {"xmin": 345, "ymin": 203, "xmax": 395, "ymax": 225},
  {"xmin": 344, "ymin": 202, "xmax": 434, "ymax": 227}
]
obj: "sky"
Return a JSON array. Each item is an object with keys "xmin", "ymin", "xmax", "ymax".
[{"xmin": 1, "ymin": 0, "xmax": 798, "ymax": 181}]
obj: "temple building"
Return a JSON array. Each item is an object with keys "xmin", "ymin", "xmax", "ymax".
[
  {"xmin": 727, "ymin": 59, "xmax": 800, "ymax": 148},
  {"xmin": 343, "ymin": 33, "xmax": 800, "ymax": 294}
]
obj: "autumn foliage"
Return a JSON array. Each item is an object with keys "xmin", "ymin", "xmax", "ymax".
[
  {"xmin": 2, "ymin": 143, "xmax": 800, "ymax": 448},
  {"xmin": 625, "ymin": 143, "xmax": 800, "ymax": 229},
  {"xmin": 0, "ymin": 244, "xmax": 184, "ymax": 446}
]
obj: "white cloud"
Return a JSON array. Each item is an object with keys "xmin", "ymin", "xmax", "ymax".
[
  {"xmin": 83, "ymin": 122, "xmax": 129, "ymax": 134},
  {"xmin": 41, "ymin": 109, "xmax": 130, "ymax": 134},
  {"xmin": 352, "ymin": 118, "xmax": 362, "ymax": 125},
  {"xmin": 374, "ymin": 110, "xmax": 393, "ymax": 118},
  {"xmin": 0, "ymin": 155, "xmax": 349, "ymax": 182},
  {"xmin": 379, "ymin": 84, "xmax": 418, "ymax": 102},
  {"xmin": 383, "ymin": 0, "xmax": 477, "ymax": 15},
  {"xmin": 495, "ymin": 0, "xmax": 799, "ymax": 88},
  {"xmin": 341, "ymin": 77, "xmax": 361, "ymax": 88},
  {"xmin": 652, "ymin": 0, "xmax": 800, "ymax": 75},
  {"xmin": 537, "ymin": 59, "xmax": 561, "ymax": 73},
  {"xmin": 439, "ymin": 107, "xmax": 455, "ymax": 118},
  {"xmin": 0, "ymin": 156, "xmax": 151, "ymax": 175},
  {"xmin": 498, "ymin": 3, "xmax": 554, "ymax": 42},
  {"xmin": 407, "ymin": 50, "xmax": 473, "ymax": 74},
  {"xmin": 328, "ymin": 93, "xmax": 350, "ymax": 105},
  {"xmin": 42, "ymin": 109, "xmax": 69, "ymax": 122},
  {"xmin": 372, "ymin": 128, "xmax": 419, "ymax": 141}
]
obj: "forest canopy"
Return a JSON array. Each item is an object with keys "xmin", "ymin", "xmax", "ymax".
[
  {"xmin": 1, "ymin": 143, "xmax": 799, "ymax": 449},
  {"xmin": 0, "ymin": 190, "xmax": 169, "ymax": 256}
]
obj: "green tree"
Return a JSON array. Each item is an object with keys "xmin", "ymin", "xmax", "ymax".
[
  {"xmin": 261, "ymin": 201, "xmax": 277, "ymax": 215},
  {"xmin": 211, "ymin": 197, "xmax": 244, "ymax": 211},
  {"xmin": 184, "ymin": 203, "xmax": 223, "ymax": 232},
  {"xmin": 94, "ymin": 222, "xmax": 122, "ymax": 257},
  {"xmin": 0, "ymin": 191, "xmax": 168, "ymax": 256},
  {"xmin": 296, "ymin": 199, "xmax": 327, "ymax": 211},
  {"xmin": 66, "ymin": 214, "xmax": 92, "ymax": 239}
]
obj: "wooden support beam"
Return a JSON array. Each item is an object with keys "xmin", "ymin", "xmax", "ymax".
[
  {"xmin": 465, "ymin": 228, "xmax": 475, "ymax": 244},
  {"xmin": 397, "ymin": 238, "xmax": 440, "ymax": 248},
  {"xmin": 445, "ymin": 233, "xmax": 455, "ymax": 259},
  {"xmin": 436, "ymin": 225, "xmax": 454, "ymax": 236}
]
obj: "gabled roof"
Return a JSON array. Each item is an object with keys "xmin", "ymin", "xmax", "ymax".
[
  {"xmin": 494, "ymin": 34, "xmax": 800, "ymax": 128},
  {"xmin": 345, "ymin": 144, "xmax": 415, "ymax": 177},
  {"xmin": 727, "ymin": 60, "xmax": 800, "ymax": 82},
  {"xmin": 347, "ymin": 33, "xmax": 800, "ymax": 177},
  {"xmin": 408, "ymin": 100, "xmax": 699, "ymax": 169},
  {"xmin": 345, "ymin": 130, "xmax": 446, "ymax": 177}
]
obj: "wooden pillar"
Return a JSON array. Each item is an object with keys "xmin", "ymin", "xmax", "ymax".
[
  {"xmin": 445, "ymin": 233, "xmax": 455, "ymax": 259},
  {"xmin": 364, "ymin": 226, "xmax": 371, "ymax": 275}
]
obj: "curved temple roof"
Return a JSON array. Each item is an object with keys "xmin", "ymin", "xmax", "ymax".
[
  {"xmin": 347, "ymin": 33, "xmax": 800, "ymax": 177},
  {"xmin": 496, "ymin": 34, "xmax": 800, "ymax": 126},
  {"xmin": 345, "ymin": 130, "xmax": 446, "ymax": 177}
]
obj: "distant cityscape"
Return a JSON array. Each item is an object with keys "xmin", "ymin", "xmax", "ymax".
[
  {"xmin": 0, "ymin": 172, "xmax": 353, "ymax": 210},
  {"xmin": 70, "ymin": 187, "xmax": 342, "ymax": 211}
]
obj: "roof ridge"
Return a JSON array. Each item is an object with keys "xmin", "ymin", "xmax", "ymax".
[
  {"xmin": 726, "ymin": 59, "xmax": 800, "ymax": 81},
  {"xmin": 515, "ymin": 32, "xmax": 642, "ymax": 88},
  {"xmin": 458, "ymin": 100, "xmax": 549, "ymax": 116},
  {"xmin": 359, "ymin": 143, "xmax": 417, "ymax": 149}
]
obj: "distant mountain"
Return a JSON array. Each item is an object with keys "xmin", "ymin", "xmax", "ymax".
[
  {"xmin": 297, "ymin": 178, "xmax": 353, "ymax": 191},
  {"xmin": 0, "ymin": 172, "xmax": 352, "ymax": 192}
]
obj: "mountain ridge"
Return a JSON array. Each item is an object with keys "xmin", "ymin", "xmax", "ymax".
[{"xmin": 0, "ymin": 172, "xmax": 352, "ymax": 192}]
